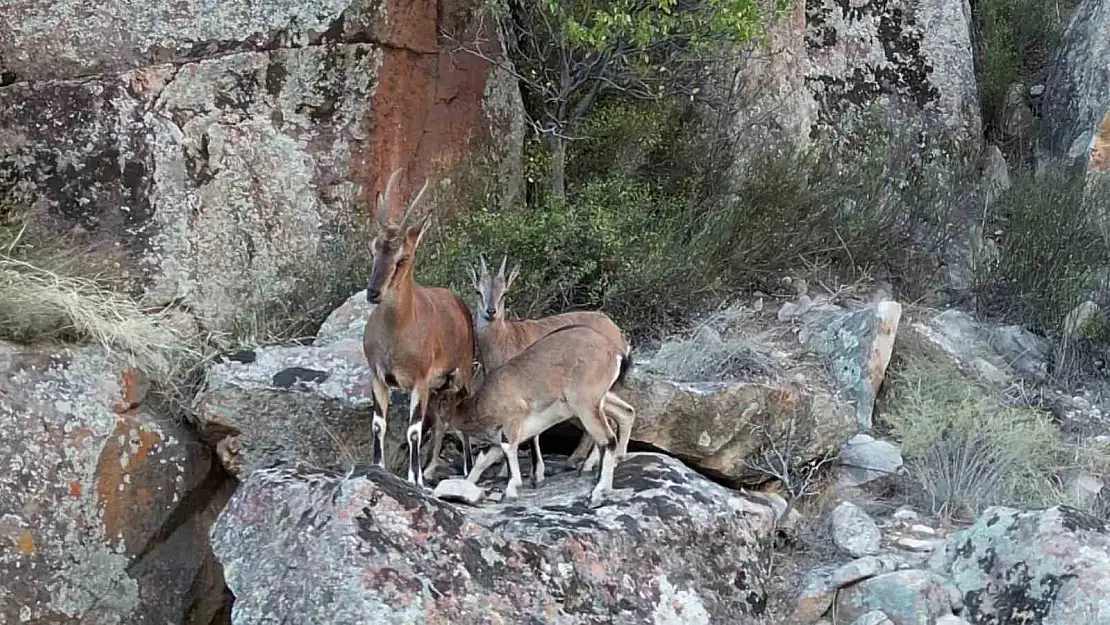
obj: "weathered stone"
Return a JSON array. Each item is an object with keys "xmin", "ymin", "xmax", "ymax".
[
  {"xmin": 804, "ymin": 0, "xmax": 981, "ymax": 150},
  {"xmin": 1038, "ymin": 0, "xmax": 1110, "ymax": 176},
  {"xmin": 894, "ymin": 537, "xmax": 940, "ymax": 553},
  {"xmin": 192, "ymin": 339, "xmax": 425, "ymax": 479},
  {"xmin": 624, "ymin": 376, "xmax": 855, "ymax": 485},
  {"xmin": 1066, "ymin": 472, "xmax": 1105, "ymax": 511},
  {"xmin": 832, "ymin": 501, "xmax": 882, "ymax": 557},
  {"xmin": 0, "ymin": 341, "xmax": 230, "ymax": 624},
  {"xmin": 839, "ymin": 433, "xmax": 904, "ymax": 487},
  {"xmin": 835, "ymin": 570, "xmax": 958, "ymax": 625},
  {"xmin": 947, "ymin": 505, "xmax": 1110, "ymax": 625},
  {"xmin": 1001, "ymin": 82, "xmax": 1035, "ymax": 145},
  {"xmin": 211, "ymin": 453, "xmax": 776, "ymax": 625},
  {"xmin": 0, "ymin": 0, "xmax": 524, "ymax": 336},
  {"xmin": 432, "ymin": 478, "xmax": 485, "ymax": 505},
  {"xmin": 832, "ymin": 556, "xmax": 888, "ymax": 588},
  {"xmin": 851, "ymin": 611, "xmax": 894, "ymax": 625},
  {"xmin": 799, "ymin": 299, "xmax": 902, "ymax": 428},
  {"xmin": 905, "ymin": 309, "xmax": 1050, "ymax": 383},
  {"xmin": 934, "ymin": 616, "xmax": 971, "ymax": 625}
]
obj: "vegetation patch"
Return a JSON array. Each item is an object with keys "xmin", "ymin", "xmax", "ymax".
[{"xmin": 882, "ymin": 349, "xmax": 1108, "ymax": 521}]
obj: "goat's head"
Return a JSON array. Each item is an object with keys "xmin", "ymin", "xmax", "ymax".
[
  {"xmin": 467, "ymin": 254, "xmax": 519, "ymax": 322},
  {"xmin": 367, "ymin": 168, "xmax": 432, "ymax": 305}
]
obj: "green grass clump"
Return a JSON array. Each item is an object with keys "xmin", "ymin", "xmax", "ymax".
[{"xmin": 882, "ymin": 350, "xmax": 1106, "ymax": 521}]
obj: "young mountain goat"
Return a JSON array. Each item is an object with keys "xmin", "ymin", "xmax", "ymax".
[
  {"xmin": 468, "ymin": 256, "xmax": 635, "ymax": 483},
  {"xmin": 362, "ymin": 169, "xmax": 476, "ymax": 487},
  {"xmin": 442, "ymin": 324, "xmax": 629, "ymax": 506}
]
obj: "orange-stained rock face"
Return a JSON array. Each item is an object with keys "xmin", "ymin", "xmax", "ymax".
[
  {"xmin": 0, "ymin": 341, "xmax": 228, "ymax": 624},
  {"xmin": 0, "ymin": 0, "xmax": 523, "ymax": 335}
]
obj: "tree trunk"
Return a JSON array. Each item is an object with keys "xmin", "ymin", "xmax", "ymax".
[{"xmin": 549, "ymin": 134, "xmax": 567, "ymax": 199}]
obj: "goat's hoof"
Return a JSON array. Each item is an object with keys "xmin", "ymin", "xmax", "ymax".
[{"xmin": 587, "ymin": 491, "xmax": 609, "ymax": 509}]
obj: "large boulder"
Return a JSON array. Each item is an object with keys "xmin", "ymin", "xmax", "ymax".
[
  {"xmin": 0, "ymin": 0, "xmax": 524, "ymax": 335},
  {"xmin": 210, "ymin": 453, "xmax": 777, "ymax": 625},
  {"xmin": 0, "ymin": 341, "xmax": 230, "ymax": 624},
  {"xmin": 804, "ymin": 0, "xmax": 981, "ymax": 150},
  {"xmin": 943, "ymin": 505, "xmax": 1110, "ymax": 625},
  {"xmin": 1038, "ymin": 0, "xmax": 1110, "ymax": 176}
]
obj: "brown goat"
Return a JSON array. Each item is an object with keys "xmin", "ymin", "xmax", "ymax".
[
  {"xmin": 443, "ymin": 324, "xmax": 627, "ymax": 506},
  {"xmin": 468, "ymin": 255, "xmax": 635, "ymax": 482},
  {"xmin": 362, "ymin": 169, "xmax": 476, "ymax": 486}
]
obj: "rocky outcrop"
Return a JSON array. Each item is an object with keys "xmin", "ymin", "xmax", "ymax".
[
  {"xmin": 805, "ymin": 0, "xmax": 981, "ymax": 149},
  {"xmin": 211, "ymin": 453, "xmax": 777, "ymax": 625},
  {"xmin": 1038, "ymin": 0, "xmax": 1110, "ymax": 176},
  {"xmin": 0, "ymin": 341, "xmax": 230, "ymax": 624},
  {"xmin": 944, "ymin": 505, "xmax": 1110, "ymax": 625},
  {"xmin": 0, "ymin": 0, "xmax": 524, "ymax": 335}
]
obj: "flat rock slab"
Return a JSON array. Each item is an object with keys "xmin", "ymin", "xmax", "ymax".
[{"xmin": 211, "ymin": 453, "xmax": 776, "ymax": 625}]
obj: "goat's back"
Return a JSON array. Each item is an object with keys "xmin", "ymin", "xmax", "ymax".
[{"xmin": 479, "ymin": 310, "xmax": 628, "ymax": 371}]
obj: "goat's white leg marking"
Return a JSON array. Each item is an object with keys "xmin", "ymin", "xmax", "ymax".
[
  {"xmin": 459, "ymin": 431, "xmax": 473, "ymax": 476},
  {"xmin": 406, "ymin": 389, "xmax": 425, "ymax": 487},
  {"xmin": 530, "ymin": 437, "xmax": 545, "ymax": 487},
  {"xmin": 606, "ymin": 394, "xmax": 635, "ymax": 460},
  {"xmin": 501, "ymin": 435, "xmax": 523, "ymax": 500},
  {"xmin": 370, "ymin": 376, "xmax": 390, "ymax": 468},
  {"xmin": 467, "ymin": 445, "xmax": 504, "ymax": 483}
]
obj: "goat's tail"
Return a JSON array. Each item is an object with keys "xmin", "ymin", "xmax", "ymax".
[{"xmin": 615, "ymin": 349, "xmax": 632, "ymax": 388}]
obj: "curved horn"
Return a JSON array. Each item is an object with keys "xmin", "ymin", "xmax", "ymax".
[
  {"xmin": 498, "ymin": 255, "xmax": 508, "ymax": 277},
  {"xmin": 377, "ymin": 168, "xmax": 402, "ymax": 226},
  {"xmin": 401, "ymin": 177, "xmax": 431, "ymax": 228},
  {"xmin": 479, "ymin": 254, "xmax": 489, "ymax": 277}
]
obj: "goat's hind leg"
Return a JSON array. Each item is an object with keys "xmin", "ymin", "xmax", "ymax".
[
  {"xmin": 576, "ymin": 404, "xmax": 618, "ymax": 508},
  {"xmin": 530, "ymin": 436, "xmax": 545, "ymax": 487}
]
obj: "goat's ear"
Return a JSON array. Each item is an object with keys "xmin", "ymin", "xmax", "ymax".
[
  {"xmin": 466, "ymin": 264, "xmax": 480, "ymax": 291},
  {"xmin": 506, "ymin": 263, "xmax": 521, "ymax": 289},
  {"xmin": 404, "ymin": 214, "xmax": 431, "ymax": 250}
]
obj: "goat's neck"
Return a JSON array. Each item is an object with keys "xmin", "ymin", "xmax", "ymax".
[{"xmin": 380, "ymin": 266, "xmax": 418, "ymax": 330}]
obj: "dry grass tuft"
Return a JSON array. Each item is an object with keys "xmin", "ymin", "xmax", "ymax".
[
  {"xmin": 642, "ymin": 304, "xmax": 777, "ymax": 381},
  {"xmin": 0, "ymin": 244, "xmax": 204, "ymax": 385}
]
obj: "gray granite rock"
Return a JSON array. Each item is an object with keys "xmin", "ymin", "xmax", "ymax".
[
  {"xmin": 835, "ymin": 570, "xmax": 959, "ymax": 625},
  {"xmin": 211, "ymin": 453, "xmax": 776, "ymax": 625},
  {"xmin": 832, "ymin": 501, "xmax": 882, "ymax": 558}
]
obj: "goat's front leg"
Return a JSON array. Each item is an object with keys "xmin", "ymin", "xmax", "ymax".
[
  {"xmin": 407, "ymin": 382, "xmax": 431, "ymax": 487},
  {"xmin": 459, "ymin": 431, "xmax": 473, "ymax": 476},
  {"xmin": 467, "ymin": 443, "xmax": 504, "ymax": 483},
  {"xmin": 422, "ymin": 403, "xmax": 447, "ymax": 481},
  {"xmin": 370, "ymin": 375, "xmax": 390, "ymax": 469}
]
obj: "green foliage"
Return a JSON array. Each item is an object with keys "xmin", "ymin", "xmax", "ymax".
[
  {"xmin": 883, "ymin": 351, "xmax": 1077, "ymax": 521},
  {"xmin": 973, "ymin": 0, "xmax": 1073, "ymax": 155},
  {"xmin": 973, "ymin": 167, "xmax": 1110, "ymax": 344}
]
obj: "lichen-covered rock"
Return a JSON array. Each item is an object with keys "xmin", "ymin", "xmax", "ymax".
[
  {"xmin": 947, "ymin": 505, "xmax": 1110, "ymax": 625},
  {"xmin": 0, "ymin": 341, "xmax": 230, "ymax": 624},
  {"xmin": 905, "ymin": 308, "xmax": 1050, "ymax": 384},
  {"xmin": 210, "ymin": 453, "xmax": 776, "ymax": 625},
  {"xmin": 804, "ymin": 0, "xmax": 981, "ymax": 149},
  {"xmin": 1038, "ymin": 0, "xmax": 1110, "ymax": 175},
  {"xmin": 797, "ymin": 299, "xmax": 902, "ymax": 428},
  {"xmin": 191, "ymin": 339, "xmax": 422, "ymax": 479},
  {"xmin": 0, "ymin": 0, "xmax": 524, "ymax": 335},
  {"xmin": 834, "ymin": 569, "xmax": 959, "ymax": 625},
  {"xmin": 838, "ymin": 434, "xmax": 903, "ymax": 487}
]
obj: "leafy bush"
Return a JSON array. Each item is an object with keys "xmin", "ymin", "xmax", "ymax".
[{"xmin": 882, "ymin": 351, "xmax": 1076, "ymax": 521}]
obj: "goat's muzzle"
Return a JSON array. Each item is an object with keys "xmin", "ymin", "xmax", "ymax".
[{"xmin": 366, "ymin": 289, "xmax": 382, "ymax": 304}]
